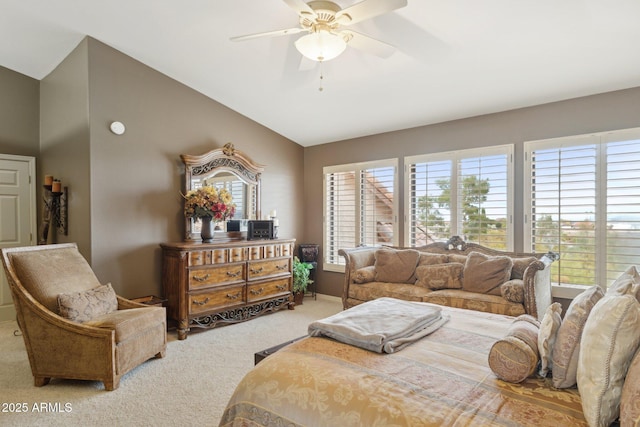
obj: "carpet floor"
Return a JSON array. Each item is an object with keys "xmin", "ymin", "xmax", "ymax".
[{"xmin": 0, "ymin": 295, "xmax": 342, "ymax": 426}]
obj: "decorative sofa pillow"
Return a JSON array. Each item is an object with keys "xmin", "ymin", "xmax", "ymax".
[
  {"xmin": 448, "ymin": 254, "xmax": 468, "ymax": 265},
  {"xmin": 57, "ymin": 282, "xmax": 118, "ymax": 323},
  {"xmin": 415, "ymin": 263, "xmax": 464, "ymax": 290},
  {"xmin": 500, "ymin": 279, "xmax": 524, "ymax": 303},
  {"xmin": 537, "ymin": 302, "xmax": 562, "ymax": 377},
  {"xmin": 353, "ymin": 266, "xmax": 376, "ymax": 284},
  {"xmin": 620, "ymin": 348, "xmax": 640, "ymax": 427},
  {"xmin": 374, "ymin": 247, "xmax": 420, "ymax": 284},
  {"xmin": 488, "ymin": 315, "xmax": 540, "ymax": 383},
  {"xmin": 510, "ymin": 257, "xmax": 537, "ymax": 280},
  {"xmin": 577, "ymin": 293, "xmax": 640, "ymax": 427},
  {"xmin": 462, "ymin": 251, "xmax": 513, "ymax": 295},
  {"xmin": 551, "ymin": 285, "xmax": 604, "ymax": 388},
  {"xmin": 417, "ymin": 253, "xmax": 448, "ymax": 266}
]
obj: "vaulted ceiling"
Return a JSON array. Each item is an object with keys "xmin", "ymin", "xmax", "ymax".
[{"xmin": 2, "ymin": 0, "xmax": 640, "ymax": 146}]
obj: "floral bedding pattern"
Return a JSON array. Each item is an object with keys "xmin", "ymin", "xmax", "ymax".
[{"xmin": 219, "ymin": 306, "xmax": 586, "ymax": 427}]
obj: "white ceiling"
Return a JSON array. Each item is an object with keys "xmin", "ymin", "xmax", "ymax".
[{"xmin": 2, "ymin": 0, "xmax": 640, "ymax": 146}]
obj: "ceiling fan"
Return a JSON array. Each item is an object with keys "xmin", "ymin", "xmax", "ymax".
[{"xmin": 230, "ymin": 0, "xmax": 408, "ymax": 62}]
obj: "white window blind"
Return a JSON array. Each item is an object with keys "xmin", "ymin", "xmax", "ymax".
[
  {"xmin": 405, "ymin": 145, "xmax": 513, "ymax": 250},
  {"xmin": 524, "ymin": 127, "xmax": 640, "ymax": 289},
  {"xmin": 324, "ymin": 159, "xmax": 398, "ymax": 271}
]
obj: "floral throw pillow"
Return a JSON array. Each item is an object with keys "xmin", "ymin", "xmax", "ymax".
[{"xmin": 57, "ymin": 283, "xmax": 118, "ymax": 323}]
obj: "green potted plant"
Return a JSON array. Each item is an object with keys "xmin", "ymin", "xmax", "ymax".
[{"xmin": 292, "ymin": 256, "xmax": 314, "ymax": 305}]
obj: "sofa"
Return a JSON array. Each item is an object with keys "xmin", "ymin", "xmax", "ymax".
[{"xmin": 339, "ymin": 236, "xmax": 558, "ymax": 320}]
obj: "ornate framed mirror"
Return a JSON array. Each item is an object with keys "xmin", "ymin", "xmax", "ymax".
[{"xmin": 181, "ymin": 143, "xmax": 264, "ymax": 241}]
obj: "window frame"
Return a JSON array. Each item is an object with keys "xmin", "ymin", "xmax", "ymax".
[
  {"xmin": 323, "ymin": 158, "xmax": 399, "ymax": 272},
  {"xmin": 404, "ymin": 144, "xmax": 514, "ymax": 251}
]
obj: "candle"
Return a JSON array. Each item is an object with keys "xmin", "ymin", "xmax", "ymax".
[
  {"xmin": 270, "ymin": 210, "xmax": 277, "ymax": 218},
  {"xmin": 273, "ymin": 219, "xmax": 279, "ymax": 227},
  {"xmin": 44, "ymin": 175, "xmax": 53, "ymax": 186},
  {"xmin": 52, "ymin": 180, "xmax": 62, "ymax": 193}
]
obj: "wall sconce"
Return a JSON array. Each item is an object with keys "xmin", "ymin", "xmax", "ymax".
[{"xmin": 40, "ymin": 175, "xmax": 68, "ymax": 245}]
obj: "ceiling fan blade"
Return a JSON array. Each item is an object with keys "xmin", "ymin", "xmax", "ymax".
[
  {"xmin": 342, "ymin": 30, "xmax": 396, "ymax": 58},
  {"xmin": 230, "ymin": 27, "xmax": 305, "ymax": 42},
  {"xmin": 336, "ymin": 0, "xmax": 408, "ymax": 25},
  {"xmin": 282, "ymin": 0, "xmax": 317, "ymax": 19}
]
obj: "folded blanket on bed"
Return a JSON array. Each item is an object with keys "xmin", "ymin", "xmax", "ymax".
[{"xmin": 308, "ymin": 297, "xmax": 449, "ymax": 353}]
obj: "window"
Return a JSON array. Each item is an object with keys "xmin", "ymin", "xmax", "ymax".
[
  {"xmin": 405, "ymin": 145, "xmax": 513, "ymax": 250},
  {"xmin": 324, "ymin": 159, "xmax": 398, "ymax": 271},
  {"xmin": 524, "ymin": 127, "xmax": 640, "ymax": 291}
]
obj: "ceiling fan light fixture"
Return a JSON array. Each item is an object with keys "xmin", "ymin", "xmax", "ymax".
[{"xmin": 295, "ymin": 31, "xmax": 346, "ymax": 62}]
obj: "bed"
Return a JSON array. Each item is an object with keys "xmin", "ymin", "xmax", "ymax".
[{"xmin": 219, "ymin": 306, "xmax": 587, "ymax": 427}]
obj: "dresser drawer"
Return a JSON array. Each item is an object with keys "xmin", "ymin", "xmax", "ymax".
[
  {"xmin": 188, "ymin": 263, "xmax": 245, "ymax": 290},
  {"xmin": 247, "ymin": 278, "xmax": 290, "ymax": 303},
  {"xmin": 247, "ymin": 258, "xmax": 291, "ymax": 280},
  {"xmin": 189, "ymin": 285, "xmax": 245, "ymax": 315}
]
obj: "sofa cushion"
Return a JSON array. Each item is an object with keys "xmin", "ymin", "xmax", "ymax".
[
  {"xmin": 57, "ymin": 282, "xmax": 118, "ymax": 323},
  {"xmin": 620, "ymin": 349, "xmax": 640, "ymax": 427},
  {"xmin": 423, "ymin": 289, "xmax": 526, "ymax": 317},
  {"xmin": 374, "ymin": 247, "xmax": 420, "ymax": 284},
  {"xmin": 538, "ymin": 302, "xmax": 562, "ymax": 377},
  {"xmin": 417, "ymin": 253, "xmax": 448, "ymax": 266},
  {"xmin": 462, "ymin": 251, "xmax": 513, "ymax": 295},
  {"xmin": 85, "ymin": 306, "xmax": 166, "ymax": 343},
  {"xmin": 415, "ymin": 263, "xmax": 463, "ymax": 290},
  {"xmin": 353, "ymin": 266, "xmax": 376, "ymax": 284},
  {"xmin": 348, "ymin": 281, "xmax": 431, "ymax": 303},
  {"xmin": 511, "ymin": 257, "xmax": 537, "ymax": 280},
  {"xmin": 9, "ymin": 247, "xmax": 103, "ymax": 312},
  {"xmin": 488, "ymin": 316, "xmax": 540, "ymax": 383},
  {"xmin": 500, "ymin": 279, "xmax": 524, "ymax": 303},
  {"xmin": 448, "ymin": 254, "xmax": 468, "ymax": 265},
  {"xmin": 577, "ymin": 293, "xmax": 640, "ymax": 427},
  {"xmin": 551, "ymin": 285, "xmax": 604, "ymax": 388}
]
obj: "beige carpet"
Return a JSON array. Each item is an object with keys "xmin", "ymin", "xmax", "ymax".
[{"xmin": 0, "ymin": 295, "xmax": 342, "ymax": 427}]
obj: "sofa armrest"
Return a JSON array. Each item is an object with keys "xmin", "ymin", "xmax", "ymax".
[
  {"xmin": 523, "ymin": 251, "xmax": 559, "ymax": 319},
  {"xmin": 339, "ymin": 247, "xmax": 377, "ymax": 309}
]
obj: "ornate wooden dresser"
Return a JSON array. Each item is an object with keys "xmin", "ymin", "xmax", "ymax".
[{"xmin": 160, "ymin": 238, "xmax": 295, "ymax": 339}]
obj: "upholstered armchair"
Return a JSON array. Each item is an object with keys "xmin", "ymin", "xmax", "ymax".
[{"xmin": 1, "ymin": 243, "xmax": 166, "ymax": 391}]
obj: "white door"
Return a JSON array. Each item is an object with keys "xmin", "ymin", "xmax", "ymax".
[{"xmin": 0, "ymin": 154, "xmax": 36, "ymax": 322}]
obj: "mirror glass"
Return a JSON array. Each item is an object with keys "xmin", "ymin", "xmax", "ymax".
[{"xmin": 182, "ymin": 143, "xmax": 263, "ymax": 241}]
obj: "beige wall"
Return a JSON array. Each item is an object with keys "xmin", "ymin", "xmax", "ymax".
[
  {"xmin": 35, "ymin": 38, "xmax": 305, "ymax": 299},
  {"xmin": 305, "ymin": 87, "xmax": 640, "ymax": 297},
  {"xmin": 0, "ymin": 66, "xmax": 39, "ymax": 156}
]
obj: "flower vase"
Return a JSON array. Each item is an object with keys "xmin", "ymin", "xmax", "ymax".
[{"xmin": 200, "ymin": 217, "xmax": 214, "ymax": 243}]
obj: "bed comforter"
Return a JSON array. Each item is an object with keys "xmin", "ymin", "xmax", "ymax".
[{"xmin": 219, "ymin": 306, "xmax": 586, "ymax": 427}]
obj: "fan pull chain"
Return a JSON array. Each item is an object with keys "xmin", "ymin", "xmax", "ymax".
[{"xmin": 319, "ymin": 61, "xmax": 324, "ymax": 92}]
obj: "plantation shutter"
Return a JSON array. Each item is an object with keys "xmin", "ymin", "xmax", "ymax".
[
  {"xmin": 360, "ymin": 166, "xmax": 396, "ymax": 246},
  {"xmin": 324, "ymin": 170, "xmax": 356, "ymax": 267}
]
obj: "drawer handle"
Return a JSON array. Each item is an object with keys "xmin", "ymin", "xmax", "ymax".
[
  {"xmin": 226, "ymin": 270, "xmax": 241, "ymax": 278},
  {"xmin": 192, "ymin": 297, "xmax": 210, "ymax": 306},
  {"xmin": 276, "ymin": 264, "xmax": 287, "ymax": 270},
  {"xmin": 193, "ymin": 255, "xmax": 201, "ymax": 261},
  {"xmin": 250, "ymin": 288, "xmax": 264, "ymax": 295},
  {"xmin": 276, "ymin": 285, "xmax": 287, "ymax": 291},
  {"xmin": 250, "ymin": 267, "xmax": 264, "ymax": 274},
  {"xmin": 192, "ymin": 274, "xmax": 210, "ymax": 282},
  {"xmin": 226, "ymin": 292, "xmax": 241, "ymax": 300}
]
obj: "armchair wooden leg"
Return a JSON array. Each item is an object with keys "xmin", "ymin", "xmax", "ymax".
[
  {"xmin": 34, "ymin": 376, "xmax": 50, "ymax": 387},
  {"xmin": 155, "ymin": 350, "xmax": 166, "ymax": 358},
  {"xmin": 104, "ymin": 376, "xmax": 120, "ymax": 391}
]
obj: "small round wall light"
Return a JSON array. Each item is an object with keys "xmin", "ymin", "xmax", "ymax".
[{"xmin": 109, "ymin": 121, "xmax": 126, "ymax": 135}]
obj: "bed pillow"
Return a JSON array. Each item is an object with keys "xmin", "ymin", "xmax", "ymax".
[
  {"xmin": 537, "ymin": 302, "xmax": 562, "ymax": 377},
  {"xmin": 353, "ymin": 266, "xmax": 376, "ymax": 284},
  {"xmin": 57, "ymin": 282, "xmax": 118, "ymax": 323},
  {"xmin": 511, "ymin": 257, "xmax": 537, "ymax": 280},
  {"xmin": 488, "ymin": 316, "xmax": 540, "ymax": 383},
  {"xmin": 607, "ymin": 265, "xmax": 640, "ymax": 299},
  {"xmin": 551, "ymin": 285, "xmax": 604, "ymax": 389},
  {"xmin": 620, "ymin": 349, "xmax": 640, "ymax": 427},
  {"xmin": 577, "ymin": 294, "xmax": 640, "ymax": 427},
  {"xmin": 374, "ymin": 247, "xmax": 420, "ymax": 284},
  {"xmin": 415, "ymin": 263, "xmax": 464, "ymax": 290},
  {"xmin": 462, "ymin": 251, "xmax": 513, "ymax": 295},
  {"xmin": 500, "ymin": 279, "xmax": 524, "ymax": 303}
]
